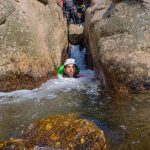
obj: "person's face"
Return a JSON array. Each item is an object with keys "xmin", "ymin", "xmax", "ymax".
[{"xmin": 64, "ymin": 64, "xmax": 77, "ymax": 77}]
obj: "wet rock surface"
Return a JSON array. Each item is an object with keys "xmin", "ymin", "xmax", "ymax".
[
  {"xmin": 69, "ymin": 24, "xmax": 84, "ymax": 45},
  {"xmin": 0, "ymin": 0, "xmax": 68, "ymax": 92},
  {"xmin": 85, "ymin": 0, "xmax": 150, "ymax": 93},
  {"xmin": 0, "ymin": 114, "xmax": 107, "ymax": 150}
]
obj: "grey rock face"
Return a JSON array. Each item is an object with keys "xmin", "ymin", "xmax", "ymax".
[
  {"xmin": 85, "ymin": 0, "xmax": 150, "ymax": 92},
  {"xmin": 0, "ymin": 0, "xmax": 68, "ymax": 91}
]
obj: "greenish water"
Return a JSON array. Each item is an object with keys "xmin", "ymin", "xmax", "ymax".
[
  {"xmin": 0, "ymin": 81, "xmax": 149, "ymax": 150},
  {"xmin": 0, "ymin": 45, "xmax": 149, "ymax": 149},
  {"xmin": 82, "ymin": 93, "xmax": 150, "ymax": 150}
]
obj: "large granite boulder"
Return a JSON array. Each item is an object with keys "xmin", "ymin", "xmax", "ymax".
[
  {"xmin": 0, "ymin": 114, "xmax": 107, "ymax": 150},
  {"xmin": 0, "ymin": 0, "xmax": 68, "ymax": 92},
  {"xmin": 85, "ymin": 0, "xmax": 150, "ymax": 92},
  {"xmin": 69, "ymin": 24, "xmax": 84, "ymax": 45}
]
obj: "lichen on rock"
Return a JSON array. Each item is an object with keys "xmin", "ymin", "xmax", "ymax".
[{"xmin": 0, "ymin": 114, "xmax": 107, "ymax": 150}]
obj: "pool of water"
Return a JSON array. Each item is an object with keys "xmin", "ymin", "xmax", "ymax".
[
  {"xmin": 0, "ymin": 74, "xmax": 99, "ymax": 139},
  {"xmin": 81, "ymin": 93, "xmax": 150, "ymax": 150},
  {"xmin": 0, "ymin": 77, "xmax": 149, "ymax": 150},
  {"xmin": 0, "ymin": 45, "xmax": 149, "ymax": 150}
]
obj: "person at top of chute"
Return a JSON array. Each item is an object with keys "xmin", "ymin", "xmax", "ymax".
[
  {"xmin": 75, "ymin": 0, "xmax": 86, "ymax": 25},
  {"xmin": 64, "ymin": 0, "xmax": 77, "ymax": 24},
  {"xmin": 57, "ymin": 58, "xmax": 80, "ymax": 78}
]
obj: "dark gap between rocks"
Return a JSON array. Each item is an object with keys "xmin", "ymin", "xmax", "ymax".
[
  {"xmin": 37, "ymin": 0, "xmax": 48, "ymax": 5},
  {"xmin": 0, "ymin": 19, "xmax": 6, "ymax": 25}
]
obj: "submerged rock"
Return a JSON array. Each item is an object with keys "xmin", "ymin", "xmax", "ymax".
[
  {"xmin": 0, "ymin": 114, "xmax": 107, "ymax": 150},
  {"xmin": 69, "ymin": 24, "xmax": 84, "ymax": 45},
  {"xmin": 0, "ymin": 0, "xmax": 68, "ymax": 92},
  {"xmin": 85, "ymin": 0, "xmax": 150, "ymax": 93},
  {"xmin": 0, "ymin": 138, "xmax": 26, "ymax": 150}
]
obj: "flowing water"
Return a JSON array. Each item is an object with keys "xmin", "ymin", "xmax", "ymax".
[{"xmin": 0, "ymin": 45, "xmax": 150, "ymax": 150}]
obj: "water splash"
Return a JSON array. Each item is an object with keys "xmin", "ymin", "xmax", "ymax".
[
  {"xmin": 70, "ymin": 45, "xmax": 86, "ymax": 70},
  {"xmin": 0, "ymin": 45, "xmax": 100, "ymax": 105}
]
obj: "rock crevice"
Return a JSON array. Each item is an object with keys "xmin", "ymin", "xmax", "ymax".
[{"xmin": 37, "ymin": 0, "xmax": 48, "ymax": 5}]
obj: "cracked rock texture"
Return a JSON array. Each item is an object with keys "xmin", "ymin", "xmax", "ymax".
[
  {"xmin": 0, "ymin": 0, "xmax": 68, "ymax": 92},
  {"xmin": 85, "ymin": 0, "xmax": 150, "ymax": 92}
]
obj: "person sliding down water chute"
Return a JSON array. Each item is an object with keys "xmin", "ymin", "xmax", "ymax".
[{"xmin": 57, "ymin": 58, "xmax": 80, "ymax": 78}]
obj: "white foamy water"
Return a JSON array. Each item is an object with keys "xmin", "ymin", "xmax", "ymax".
[
  {"xmin": 0, "ymin": 77, "xmax": 99, "ymax": 104},
  {"xmin": 70, "ymin": 45, "xmax": 87, "ymax": 70},
  {"xmin": 0, "ymin": 45, "xmax": 99, "ymax": 104}
]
